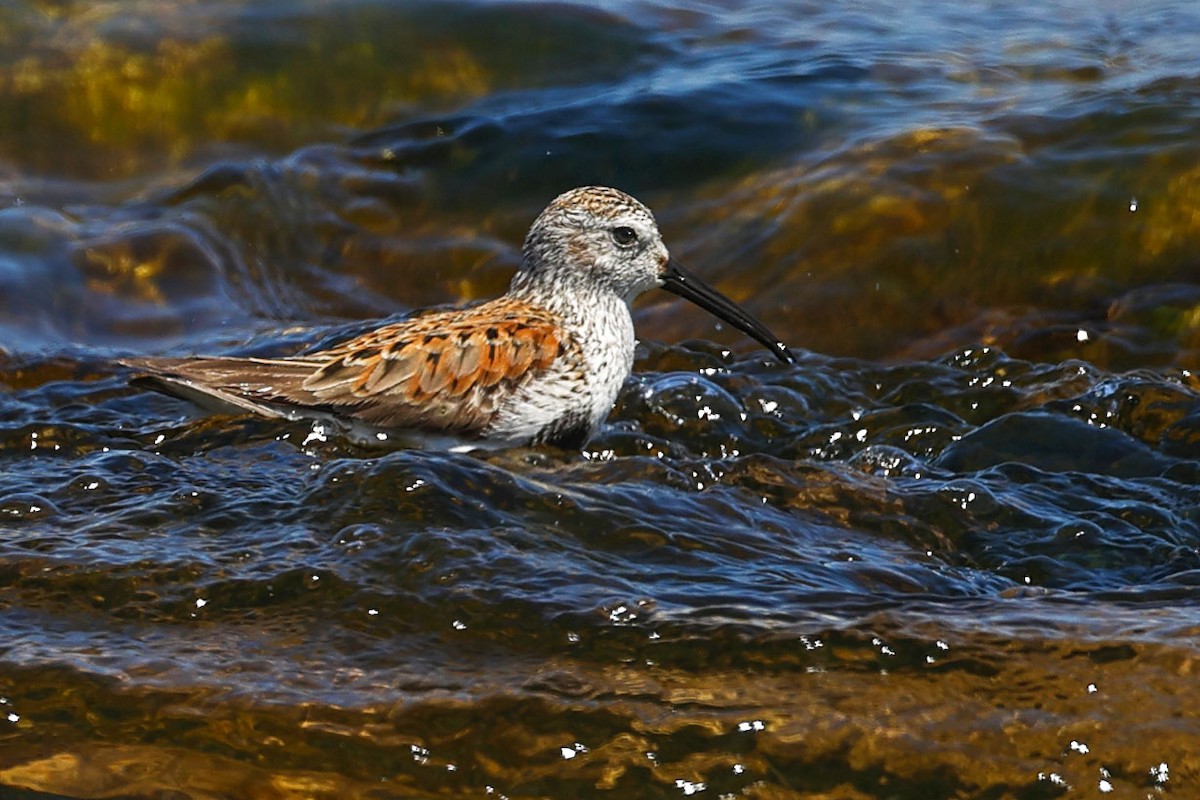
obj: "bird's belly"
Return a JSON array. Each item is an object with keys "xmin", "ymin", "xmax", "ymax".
[
  {"xmin": 487, "ymin": 350, "xmax": 630, "ymax": 446},
  {"xmin": 487, "ymin": 373, "xmax": 603, "ymax": 446},
  {"xmin": 486, "ymin": 301, "xmax": 636, "ymax": 447}
]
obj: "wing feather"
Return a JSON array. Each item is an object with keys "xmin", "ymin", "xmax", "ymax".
[
  {"xmin": 454, "ymin": 338, "xmax": 483, "ymax": 393},
  {"xmin": 124, "ymin": 299, "xmax": 572, "ymax": 437}
]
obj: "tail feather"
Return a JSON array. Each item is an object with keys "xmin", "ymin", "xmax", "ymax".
[{"xmin": 121, "ymin": 357, "xmax": 324, "ymax": 419}]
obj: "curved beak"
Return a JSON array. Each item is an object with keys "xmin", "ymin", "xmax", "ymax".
[{"xmin": 660, "ymin": 258, "xmax": 795, "ymax": 365}]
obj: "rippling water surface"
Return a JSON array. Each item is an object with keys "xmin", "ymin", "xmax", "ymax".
[{"xmin": 3, "ymin": 1, "xmax": 1200, "ymax": 798}]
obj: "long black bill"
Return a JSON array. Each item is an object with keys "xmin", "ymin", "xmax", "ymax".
[{"xmin": 660, "ymin": 258, "xmax": 795, "ymax": 365}]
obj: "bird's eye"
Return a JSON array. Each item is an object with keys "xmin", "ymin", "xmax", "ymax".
[{"xmin": 611, "ymin": 226, "xmax": 639, "ymax": 247}]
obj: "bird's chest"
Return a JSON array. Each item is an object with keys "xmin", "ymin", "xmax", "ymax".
[
  {"xmin": 489, "ymin": 300, "xmax": 635, "ymax": 446},
  {"xmin": 569, "ymin": 299, "xmax": 637, "ymax": 423},
  {"xmin": 561, "ymin": 297, "xmax": 638, "ymax": 429}
]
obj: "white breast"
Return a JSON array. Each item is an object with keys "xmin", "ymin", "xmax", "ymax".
[{"xmin": 488, "ymin": 294, "xmax": 636, "ymax": 445}]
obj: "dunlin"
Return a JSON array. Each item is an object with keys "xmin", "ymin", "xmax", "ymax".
[{"xmin": 124, "ymin": 186, "xmax": 794, "ymax": 449}]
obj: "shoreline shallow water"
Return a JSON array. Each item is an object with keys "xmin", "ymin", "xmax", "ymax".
[{"xmin": 3, "ymin": 1, "xmax": 1200, "ymax": 797}]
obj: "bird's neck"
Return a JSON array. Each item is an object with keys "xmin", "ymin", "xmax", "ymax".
[
  {"xmin": 509, "ymin": 271, "xmax": 635, "ymax": 364},
  {"xmin": 508, "ymin": 269, "xmax": 626, "ymax": 320}
]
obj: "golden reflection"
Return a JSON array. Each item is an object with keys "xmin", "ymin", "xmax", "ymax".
[
  {"xmin": 1139, "ymin": 164, "xmax": 1200, "ymax": 260},
  {"xmin": 1, "ymin": 19, "xmax": 490, "ymax": 178},
  {"xmin": 79, "ymin": 243, "xmax": 167, "ymax": 302},
  {"xmin": 0, "ymin": 744, "xmax": 375, "ymax": 799},
  {"xmin": 2, "ymin": 629, "xmax": 1199, "ymax": 797},
  {"xmin": 64, "ymin": 38, "xmax": 234, "ymax": 158},
  {"xmin": 663, "ymin": 126, "xmax": 1025, "ymax": 358}
]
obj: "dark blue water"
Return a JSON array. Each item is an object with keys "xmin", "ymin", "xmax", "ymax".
[{"xmin": 2, "ymin": 1, "xmax": 1200, "ymax": 797}]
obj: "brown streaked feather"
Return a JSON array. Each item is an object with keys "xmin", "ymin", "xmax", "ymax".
[
  {"xmin": 120, "ymin": 356, "xmax": 323, "ymax": 419},
  {"xmin": 124, "ymin": 297, "xmax": 573, "ymax": 437}
]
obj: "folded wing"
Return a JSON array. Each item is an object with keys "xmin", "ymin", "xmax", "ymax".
[{"xmin": 124, "ymin": 299, "xmax": 569, "ymax": 436}]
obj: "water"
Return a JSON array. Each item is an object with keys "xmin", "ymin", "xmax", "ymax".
[{"xmin": 2, "ymin": 1, "xmax": 1200, "ymax": 797}]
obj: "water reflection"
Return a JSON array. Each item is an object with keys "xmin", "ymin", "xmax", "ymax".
[{"xmin": 3, "ymin": 0, "xmax": 1200, "ymax": 797}]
